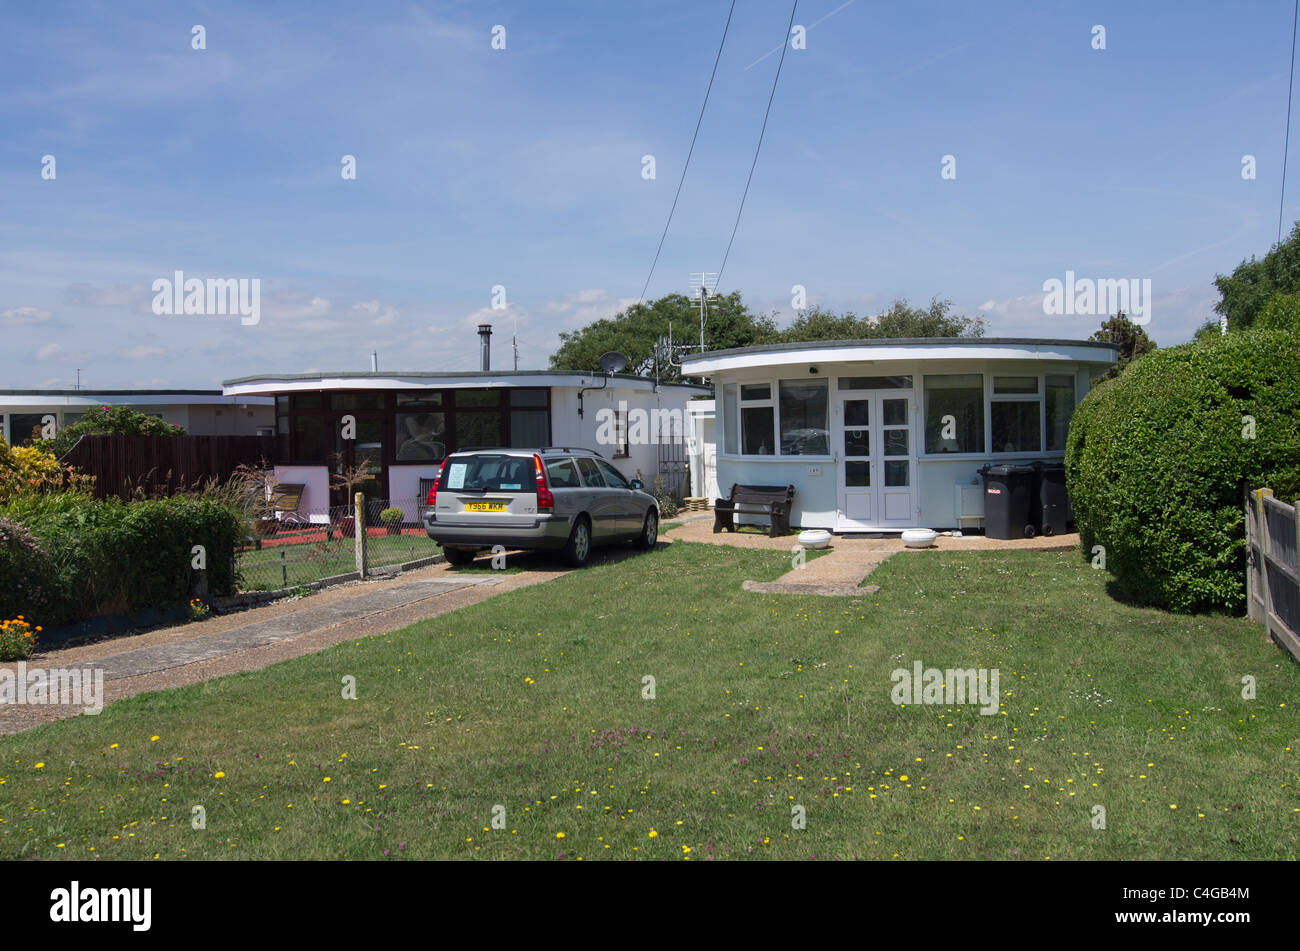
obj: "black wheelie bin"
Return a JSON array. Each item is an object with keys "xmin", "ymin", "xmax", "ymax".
[
  {"xmin": 978, "ymin": 464, "xmax": 1039, "ymax": 539},
  {"xmin": 1036, "ymin": 462, "xmax": 1071, "ymax": 536}
]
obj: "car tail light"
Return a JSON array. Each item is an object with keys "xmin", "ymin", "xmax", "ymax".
[
  {"xmin": 427, "ymin": 459, "xmax": 448, "ymax": 507},
  {"xmin": 533, "ymin": 454, "xmax": 554, "ymax": 511}
]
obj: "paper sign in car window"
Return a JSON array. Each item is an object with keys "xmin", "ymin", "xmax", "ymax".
[{"xmin": 447, "ymin": 463, "xmax": 467, "ymax": 489}]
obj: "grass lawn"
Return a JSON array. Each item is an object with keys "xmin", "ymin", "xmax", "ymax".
[
  {"xmin": 236, "ymin": 532, "xmax": 443, "ymax": 590},
  {"xmin": 1, "ymin": 541, "xmax": 1296, "ymax": 860}
]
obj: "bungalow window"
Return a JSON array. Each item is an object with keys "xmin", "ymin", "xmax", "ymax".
[
  {"xmin": 395, "ymin": 412, "xmax": 446, "ymax": 461},
  {"xmin": 722, "ymin": 384, "xmax": 738, "ymax": 454},
  {"xmin": 991, "ymin": 376, "xmax": 1041, "ymax": 453},
  {"xmin": 923, "ymin": 374, "xmax": 984, "ymax": 454},
  {"xmin": 739, "ymin": 383, "xmax": 775, "ymax": 455},
  {"xmin": 778, "ymin": 380, "xmax": 828, "ymax": 455},
  {"xmin": 1044, "ymin": 374, "xmax": 1075, "ymax": 452},
  {"xmin": 10, "ymin": 413, "xmax": 46, "ymax": 445},
  {"xmin": 508, "ymin": 388, "xmax": 550, "ymax": 449}
]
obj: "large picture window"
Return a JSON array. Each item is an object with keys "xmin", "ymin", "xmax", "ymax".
[
  {"xmin": 279, "ymin": 387, "xmax": 553, "ymax": 466},
  {"xmin": 991, "ymin": 375, "xmax": 1042, "ymax": 453},
  {"xmin": 395, "ymin": 412, "xmax": 446, "ymax": 461},
  {"xmin": 923, "ymin": 374, "xmax": 984, "ymax": 454},
  {"xmin": 779, "ymin": 380, "xmax": 828, "ymax": 455}
]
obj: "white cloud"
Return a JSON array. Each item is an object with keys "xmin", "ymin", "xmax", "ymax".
[
  {"xmin": 0, "ymin": 306, "xmax": 52, "ymax": 325},
  {"xmin": 351, "ymin": 300, "xmax": 399, "ymax": 327},
  {"xmin": 116, "ymin": 344, "xmax": 168, "ymax": 360}
]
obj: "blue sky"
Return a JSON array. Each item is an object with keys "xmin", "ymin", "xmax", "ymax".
[{"xmin": 0, "ymin": 0, "xmax": 1294, "ymax": 387}]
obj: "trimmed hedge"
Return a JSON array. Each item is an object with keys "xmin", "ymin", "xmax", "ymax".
[
  {"xmin": 0, "ymin": 493, "xmax": 244, "ymax": 627},
  {"xmin": 1065, "ymin": 330, "xmax": 1300, "ymax": 613}
]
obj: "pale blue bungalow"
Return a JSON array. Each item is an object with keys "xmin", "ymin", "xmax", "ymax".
[{"xmin": 681, "ymin": 338, "xmax": 1119, "ymax": 533}]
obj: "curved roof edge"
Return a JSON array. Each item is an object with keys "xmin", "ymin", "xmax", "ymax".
[{"xmin": 681, "ymin": 337, "xmax": 1119, "ymax": 374}]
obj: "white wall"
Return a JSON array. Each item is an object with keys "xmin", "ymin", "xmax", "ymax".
[
  {"xmin": 272, "ymin": 465, "xmax": 331, "ymax": 522},
  {"xmin": 388, "ymin": 464, "xmax": 442, "ymax": 521},
  {"xmin": 550, "ymin": 384, "xmax": 699, "ymax": 485}
]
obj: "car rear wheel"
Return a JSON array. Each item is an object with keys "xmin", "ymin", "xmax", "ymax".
[
  {"xmin": 633, "ymin": 509, "xmax": 658, "ymax": 550},
  {"xmin": 442, "ymin": 547, "xmax": 477, "ymax": 566},
  {"xmin": 562, "ymin": 517, "xmax": 591, "ymax": 567}
]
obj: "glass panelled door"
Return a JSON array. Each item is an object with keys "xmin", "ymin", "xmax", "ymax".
[
  {"xmin": 835, "ymin": 390, "xmax": 918, "ymax": 531},
  {"xmin": 876, "ymin": 395, "xmax": 915, "ymax": 528},
  {"xmin": 838, "ymin": 397, "xmax": 875, "ymax": 530}
]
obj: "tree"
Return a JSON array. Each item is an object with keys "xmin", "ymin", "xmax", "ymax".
[
  {"xmin": 1212, "ymin": 220, "xmax": 1300, "ymax": 333},
  {"xmin": 549, "ymin": 292, "xmax": 778, "ymax": 382},
  {"xmin": 770, "ymin": 297, "xmax": 984, "ymax": 343},
  {"xmin": 1089, "ymin": 312, "xmax": 1156, "ymax": 380}
]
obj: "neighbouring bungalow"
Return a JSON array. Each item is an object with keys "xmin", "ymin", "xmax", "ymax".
[
  {"xmin": 0, "ymin": 389, "xmax": 274, "ymax": 445},
  {"xmin": 222, "ymin": 331, "xmax": 708, "ymax": 522},
  {"xmin": 680, "ymin": 337, "xmax": 1119, "ymax": 532}
]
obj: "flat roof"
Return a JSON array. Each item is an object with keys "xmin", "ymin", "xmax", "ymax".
[
  {"xmin": 0, "ymin": 390, "xmax": 274, "ymax": 405},
  {"xmin": 681, "ymin": 337, "xmax": 1119, "ymax": 375},
  {"xmin": 222, "ymin": 370, "xmax": 709, "ymax": 396}
]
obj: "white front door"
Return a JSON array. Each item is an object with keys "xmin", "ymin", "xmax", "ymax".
[{"xmin": 835, "ymin": 390, "xmax": 918, "ymax": 531}]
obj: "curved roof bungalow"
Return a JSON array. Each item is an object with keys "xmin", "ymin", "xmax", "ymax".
[{"xmin": 681, "ymin": 337, "xmax": 1119, "ymax": 533}]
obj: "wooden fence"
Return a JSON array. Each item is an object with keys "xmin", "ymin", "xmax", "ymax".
[
  {"xmin": 61, "ymin": 434, "xmax": 278, "ymax": 500},
  {"xmin": 1246, "ymin": 487, "xmax": 1300, "ymax": 663}
]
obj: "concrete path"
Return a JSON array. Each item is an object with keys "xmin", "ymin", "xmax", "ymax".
[
  {"xmin": 0, "ymin": 557, "xmax": 567, "ymax": 735},
  {"xmin": 664, "ymin": 515, "xmax": 1080, "ymax": 597},
  {"xmin": 87, "ymin": 577, "xmax": 501, "ymax": 682}
]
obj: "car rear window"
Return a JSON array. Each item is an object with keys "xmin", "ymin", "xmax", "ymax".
[
  {"xmin": 442, "ymin": 454, "xmax": 536, "ymax": 492},
  {"xmin": 545, "ymin": 458, "xmax": 581, "ymax": 488}
]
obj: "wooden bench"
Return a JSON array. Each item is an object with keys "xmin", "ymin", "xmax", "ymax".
[
  {"xmin": 713, "ymin": 483, "xmax": 796, "ymax": 538},
  {"xmin": 267, "ymin": 483, "xmax": 307, "ymax": 525}
]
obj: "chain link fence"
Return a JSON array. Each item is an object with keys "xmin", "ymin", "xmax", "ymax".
[{"xmin": 234, "ymin": 494, "xmax": 442, "ymax": 592}]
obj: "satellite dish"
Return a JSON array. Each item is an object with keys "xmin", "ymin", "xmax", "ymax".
[{"xmin": 598, "ymin": 351, "xmax": 628, "ymax": 374}]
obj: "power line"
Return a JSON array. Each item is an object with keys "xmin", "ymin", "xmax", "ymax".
[
  {"xmin": 636, "ymin": 0, "xmax": 737, "ymax": 308},
  {"xmin": 1281, "ymin": 0, "xmax": 1299, "ymax": 246},
  {"xmin": 716, "ymin": 0, "xmax": 798, "ymax": 288}
]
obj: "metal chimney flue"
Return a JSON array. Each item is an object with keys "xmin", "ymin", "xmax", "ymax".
[{"xmin": 477, "ymin": 323, "xmax": 492, "ymax": 371}]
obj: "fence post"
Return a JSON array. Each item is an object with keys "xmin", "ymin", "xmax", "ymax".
[
  {"xmin": 354, "ymin": 491, "xmax": 367, "ymax": 578},
  {"xmin": 1256, "ymin": 487, "xmax": 1275, "ymax": 630},
  {"xmin": 1246, "ymin": 486, "xmax": 1260, "ymax": 622}
]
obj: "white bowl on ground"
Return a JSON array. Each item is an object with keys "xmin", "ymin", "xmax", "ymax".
[
  {"xmin": 797, "ymin": 529, "xmax": 832, "ymax": 549},
  {"xmin": 901, "ymin": 528, "xmax": 938, "ymax": 548}
]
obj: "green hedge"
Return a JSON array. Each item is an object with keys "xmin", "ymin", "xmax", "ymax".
[
  {"xmin": 1065, "ymin": 330, "xmax": 1300, "ymax": 613},
  {"xmin": 0, "ymin": 493, "xmax": 244, "ymax": 627}
]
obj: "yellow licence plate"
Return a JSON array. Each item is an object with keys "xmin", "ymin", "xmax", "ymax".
[{"xmin": 465, "ymin": 502, "xmax": 507, "ymax": 513}]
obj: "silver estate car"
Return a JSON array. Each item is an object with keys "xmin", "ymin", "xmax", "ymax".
[{"xmin": 422, "ymin": 447, "xmax": 660, "ymax": 567}]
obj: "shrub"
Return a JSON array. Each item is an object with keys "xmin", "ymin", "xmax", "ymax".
[
  {"xmin": 379, "ymin": 507, "xmax": 404, "ymax": 525},
  {"xmin": 0, "ymin": 438, "xmax": 93, "ymax": 503},
  {"xmin": 0, "ymin": 492, "xmax": 245, "ymax": 626},
  {"xmin": 0, "ymin": 518, "xmax": 60, "ymax": 624},
  {"xmin": 635, "ymin": 471, "xmax": 679, "ymax": 518},
  {"xmin": 1065, "ymin": 330, "xmax": 1300, "ymax": 613},
  {"xmin": 39, "ymin": 405, "xmax": 185, "ymax": 459}
]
